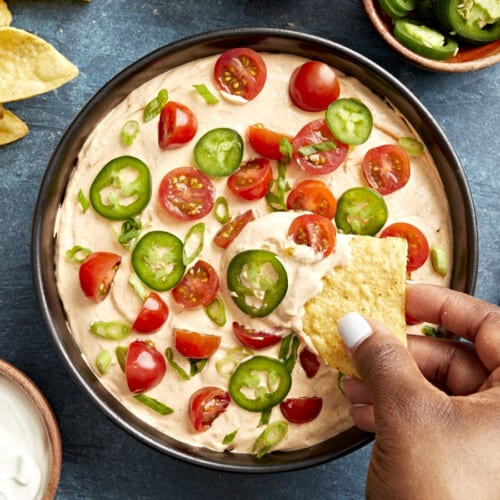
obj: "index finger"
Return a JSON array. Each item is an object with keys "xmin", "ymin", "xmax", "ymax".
[{"xmin": 406, "ymin": 284, "xmax": 500, "ymax": 372}]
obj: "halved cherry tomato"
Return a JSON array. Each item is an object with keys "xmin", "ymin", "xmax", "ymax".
[
  {"xmin": 213, "ymin": 209, "xmax": 255, "ymax": 249},
  {"xmin": 405, "ymin": 312, "xmax": 422, "ymax": 325},
  {"xmin": 125, "ymin": 340, "xmax": 166, "ymax": 393},
  {"xmin": 287, "ymin": 179, "xmax": 337, "ymax": 219},
  {"xmin": 289, "ymin": 61, "xmax": 340, "ymax": 112},
  {"xmin": 280, "ymin": 397, "xmax": 323, "ymax": 424},
  {"xmin": 299, "ymin": 347, "xmax": 320, "ymax": 378},
  {"xmin": 172, "ymin": 260, "xmax": 219, "ymax": 308},
  {"xmin": 159, "ymin": 166, "xmax": 215, "ymax": 220},
  {"xmin": 213, "ymin": 48, "xmax": 267, "ymax": 102},
  {"xmin": 79, "ymin": 251, "xmax": 121, "ymax": 303},
  {"xmin": 247, "ymin": 124, "xmax": 292, "ymax": 160},
  {"xmin": 292, "ymin": 119, "xmax": 348, "ymax": 175},
  {"xmin": 379, "ymin": 222, "xmax": 429, "ymax": 272},
  {"xmin": 174, "ymin": 329, "xmax": 221, "ymax": 359},
  {"xmin": 132, "ymin": 292, "xmax": 169, "ymax": 333},
  {"xmin": 362, "ymin": 144, "xmax": 411, "ymax": 195},
  {"xmin": 227, "ymin": 158, "xmax": 273, "ymax": 200},
  {"xmin": 189, "ymin": 386, "xmax": 231, "ymax": 432},
  {"xmin": 232, "ymin": 321, "xmax": 283, "ymax": 350},
  {"xmin": 158, "ymin": 101, "xmax": 198, "ymax": 150},
  {"xmin": 288, "ymin": 214, "xmax": 336, "ymax": 257}
]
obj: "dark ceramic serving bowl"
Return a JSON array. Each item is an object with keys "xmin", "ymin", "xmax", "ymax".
[{"xmin": 32, "ymin": 28, "xmax": 478, "ymax": 473}]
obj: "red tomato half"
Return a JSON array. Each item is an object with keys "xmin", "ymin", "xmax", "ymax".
[
  {"xmin": 189, "ymin": 386, "xmax": 231, "ymax": 432},
  {"xmin": 174, "ymin": 329, "xmax": 221, "ymax": 359},
  {"xmin": 280, "ymin": 397, "xmax": 323, "ymax": 424},
  {"xmin": 379, "ymin": 222, "xmax": 429, "ymax": 272},
  {"xmin": 125, "ymin": 340, "xmax": 166, "ymax": 393},
  {"xmin": 213, "ymin": 209, "xmax": 255, "ymax": 249},
  {"xmin": 79, "ymin": 251, "xmax": 121, "ymax": 303},
  {"xmin": 172, "ymin": 260, "xmax": 219, "ymax": 308},
  {"xmin": 132, "ymin": 292, "xmax": 169, "ymax": 333},
  {"xmin": 159, "ymin": 166, "xmax": 215, "ymax": 220},
  {"xmin": 289, "ymin": 61, "xmax": 340, "ymax": 111},
  {"xmin": 227, "ymin": 158, "xmax": 273, "ymax": 200},
  {"xmin": 214, "ymin": 48, "xmax": 267, "ymax": 101},
  {"xmin": 232, "ymin": 321, "xmax": 283, "ymax": 349},
  {"xmin": 158, "ymin": 101, "xmax": 198, "ymax": 150},
  {"xmin": 288, "ymin": 214, "xmax": 336, "ymax": 257},
  {"xmin": 362, "ymin": 144, "xmax": 411, "ymax": 195},
  {"xmin": 287, "ymin": 179, "xmax": 337, "ymax": 219},
  {"xmin": 299, "ymin": 347, "xmax": 320, "ymax": 378},
  {"xmin": 292, "ymin": 119, "xmax": 348, "ymax": 175},
  {"xmin": 247, "ymin": 124, "xmax": 292, "ymax": 160}
]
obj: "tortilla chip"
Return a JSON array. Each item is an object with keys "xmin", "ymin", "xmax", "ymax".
[
  {"xmin": 302, "ymin": 235, "xmax": 407, "ymax": 377},
  {"xmin": 0, "ymin": 0, "xmax": 12, "ymax": 27},
  {"xmin": 0, "ymin": 27, "xmax": 79, "ymax": 102},
  {"xmin": 0, "ymin": 105, "xmax": 29, "ymax": 145}
]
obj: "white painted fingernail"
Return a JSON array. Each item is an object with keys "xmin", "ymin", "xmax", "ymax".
[{"xmin": 338, "ymin": 312, "xmax": 373, "ymax": 349}]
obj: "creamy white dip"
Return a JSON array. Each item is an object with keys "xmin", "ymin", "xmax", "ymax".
[
  {"xmin": 0, "ymin": 374, "xmax": 50, "ymax": 500},
  {"xmin": 55, "ymin": 53, "xmax": 452, "ymax": 454}
]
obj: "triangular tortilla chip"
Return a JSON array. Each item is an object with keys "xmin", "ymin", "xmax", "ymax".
[
  {"xmin": 0, "ymin": 27, "xmax": 79, "ymax": 102},
  {"xmin": 0, "ymin": 0, "xmax": 12, "ymax": 27},
  {"xmin": 0, "ymin": 105, "xmax": 29, "ymax": 145}
]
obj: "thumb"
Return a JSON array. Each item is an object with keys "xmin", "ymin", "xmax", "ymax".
[{"xmin": 338, "ymin": 312, "xmax": 436, "ymax": 426}]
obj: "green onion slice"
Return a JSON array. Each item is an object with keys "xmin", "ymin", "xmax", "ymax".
[
  {"xmin": 90, "ymin": 321, "xmax": 131, "ymax": 340},
  {"xmin": 252, "ymin": 420, "xmax": 288, "ymax": 458},
  {"xmin": 121, "ymin": 120, "xmax": 139, "ymax": 146},
  {"xmin": 205, "ymin": 296, "xmax": 227, "ymax": 327},
  {"xmin": 430, "ymin": 244, "xmax": 448, "ymax": 277},
  {"xmin": 118, "ymin": 217, "xmax": 142, "ymax": 249},
  {"xmin": 298, "ymin": 141, "xmax": 337, "ymax": 156},
  {"xmin": 165, "ymin": 347, "xmax": 190, "ymax": 381},
  {"xmin": 129, "ymin": 272, "xmax": 149, "ymax": 303},
  {"xmin": 214, "ymin": 196, "xmax": 231, "ymax": 224},
  {"xmin": 190, "ymin": 358, "xmax": 207, "ymax": 377},
  {"xmin": 66, "ymin": 245, "xmax": 92, "ymax": 264},
  {"xmin": 423, "ymin": 325, "xmax": 438, "ymax": 337},
  {"xmin": 215, "ymin": 346, "xmax": 254, "ymax": 378},
  {"xmin": 96, "ymin": 350, "xmax": 112, "ymax": 375},
  {"xmin": 279, "ymin": 137, "xmax": 293, "ymax": 164},
  {"xmin": 183, "ymin": 222, "xmax": 205, "ymax": 265},
  {"xmin": 134, "ymin": 394, "xmax": 174, "ymax": 415},
  {"xmin": 265, "ymin": 160, "xmax": 290, "ymax": 212},
  {"xmin": 279, "ymin": 333, "xmax": 299, "ymax": 372},
  {"xmin": 398, "ymin": 136, "xmax": 424, "ymax": 156},
  {"xmin": 193, "ymin": 84, "xmax": 219, "ymax": 104},
  {"xmin": 222, "ymin": 429, "xmax": 238, "ymax": 445},
  {"xmin": 115, "ymin": 346, "xmax": 128, "ymax": 372},
  {"xmin": 143, "ymin": 88, "xmax": 168, "ymax": 122},
  {"xmin": 78, "ymin": 189, "xmax": 89, "ymax": 213}
]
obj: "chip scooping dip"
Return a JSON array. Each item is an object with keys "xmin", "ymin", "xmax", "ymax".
[
  {"xmin": 0, "ymin": 105, "xmax": 29, "ymax": 145},
  {"xmin": 303, "ymin": 235, "xmax": 408, "ymax": 377}
]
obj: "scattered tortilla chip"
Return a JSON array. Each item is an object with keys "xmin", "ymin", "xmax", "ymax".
[
  {"xmin": 0, "ymin": 27, "xmax": 79, "ymax": 102},
  {"xmin": 302, "ymin": 235, "xmax": 407, "ymax": 377},
  {"xmin": 0, "ymin": 0, "xmax": 12, "ymax": 27},
  {"xmin": 0, "ymin": 105, "xmax": 29, "ymax": 145}
]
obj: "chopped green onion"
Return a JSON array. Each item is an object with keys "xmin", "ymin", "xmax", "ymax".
[
  {"xmin": 183, "ymin": 222, "xmax": 205, "ymax": 265},
  {"xmin": 118, "ymin": 217, "xmax": 142, "ymax": 249},
  {"xmin": 66, "ymin": 245, "xmax": 92, "ymax": 264},
  {"xmin": 143, "ymin": 88, "xmax": 168, "ymax": 122},
  {"xmin": 398, "ymin": 136, "xmax": 424, "ymax": 156},
  {"xmin": 265, "ymin": 160, "xmax": 290, "ymax": 212},
  {"xmin": 215, "ymin": 346, "xmax": 253, "ymax": 377},
  {"xmin": 189, "ymin": 358, "xmax": 207, "ymax": 377},
  {"xmin": 134, "ymin": 394, "xmax": 174, "ymax": 415},
  {"xmin": 96, "ymin": 349, "xmax": 112, "ymax": 375},
  {"xmin": 423, "ymin": 325, "xmax": 437, "ymax": 337},
  {"xmin": 121, "ymin": 120, "xmax": 139, "ymax": 146},
  {"xmin": 90, "ymin": 321, "xmax": 131, "ymax": 340},
  {"xmin": 193, "ymin": 84, "xmax": 219, "ymax": 104},
  {"xmin": 279, "ymin": 137, "xmax": 293, "ymax": 164},
  {"xmin": 252, "ymin": 420, "xmax": 288, "ymax": 458},
  {"xmin": 205, "ymin": 296, "xmax": 227, "ymax": 326},
  {"xmin": 279, "ymin": 333, "xmax": 299, "ymax": 372},
  {"xmin": 222, "ymin": 429, "xmax": 238, "ymax": 445},
  {"xmin": 165, "ymin": 347, "xmax": 190, "ymax": 380},
  {"xmin": 259, "ymin": 409, "xmax": 272, "ymax": 426},
  {"xmin": 214, "ymin": 196, "xmax": 231, "ymax": 224},
  {"xmin": 430, "ymin": 244, "xmax": 448, "ymax": 277},
  {"xmin": 115, "ymin": 346, "xmax": 128, "ymax": 372},
  {"xmin": 129, "ymin": 272, "xmax": 149, "ymax": 303},
  {"xmin": 77, "ymin": 189, "xmax": 89, "ymax": 213},
  {"xmin": 298, "ymin": 141, "xmax": 337, "ymax": 156}
]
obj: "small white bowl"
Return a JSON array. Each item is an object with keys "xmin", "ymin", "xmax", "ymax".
[{"xmin": 0, "ymin": 359, "xmax": 62, "ymax": 499}]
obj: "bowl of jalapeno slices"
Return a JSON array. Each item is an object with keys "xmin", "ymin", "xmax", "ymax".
[
  {"xmin": 32, "ymin": 28, "xmax": 478, "ymax": 472},
  {"xmin": 363, "ymin": 0, "xmax": 500, "ymax": 71}
]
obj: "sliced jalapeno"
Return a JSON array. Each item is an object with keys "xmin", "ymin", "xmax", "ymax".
[
  {"xmin": 226, "ymin": 249, "xmax": 288, "ymax": 318},
  {"xmin": 335, "ymin": 187, "xmax": 388, "ymax": 236},
  {"xmin": 89, "ymin": 155, "xmax": 152, "ymax": 220},
  {"xmin": 379, "ymin": 0, "xmax": 415, "ymax": 18},
  {"xmin": 193, "ymin": 128, "xmax": 244, "ymax": 177},
  {"xmin": 229, "ymin": 356, "xmax": 292, "ymax": 412},
  {"xmin": 326, "ymin": 98, "xmax": 373, "ymax": 145},
  {"xmin": 132, "ymin": 231, "xmax": 185, "ymax": 291}
]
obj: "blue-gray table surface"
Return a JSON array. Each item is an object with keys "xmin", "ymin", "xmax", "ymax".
[{"xmin": 1, "ymin": 1, "xmax": 498, "ymax": 498}]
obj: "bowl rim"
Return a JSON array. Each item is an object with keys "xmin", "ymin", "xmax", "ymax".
[
  {"xmin": 0, "ymin": 359, "xmax": 62, "ymax": 496},
  {"xmin": 362, "ymin": 0, "xmax": 500, "ymax": 72},
  {"xmin": 31, "ymin": 27, "xmax": 478, "ymax": 473}
]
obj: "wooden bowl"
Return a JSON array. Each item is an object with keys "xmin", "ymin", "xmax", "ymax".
[
  {"xmin": 0, "ymin": 359, "xmax": 62, "ymax": 498},
  {"xmin": 363, "ymin": 0, "xmax": 500, "ymax": 72}
]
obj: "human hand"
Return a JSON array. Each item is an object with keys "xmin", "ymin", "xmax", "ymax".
[{"xmin": 338, "ymin": 284, "xmax": 500, "ymax": 500}]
